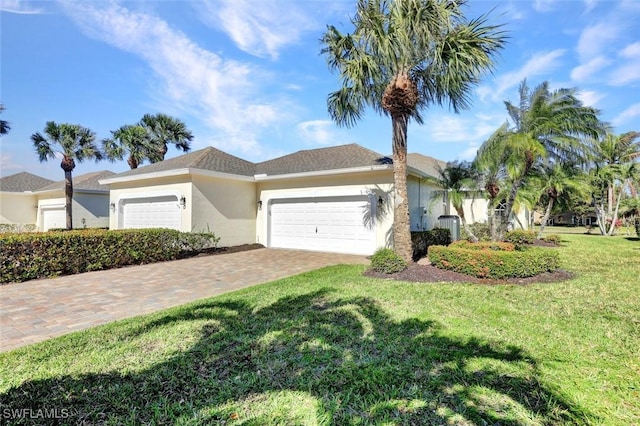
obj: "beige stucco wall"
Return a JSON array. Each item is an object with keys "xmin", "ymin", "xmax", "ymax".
[
  {"xmin": 191, "ymin": 175, "xmax": 256, "ymax": 247},
  {"xmin": 0, "ymin": 193, "xmax": 37, "ymax": 227},
  {"xmin": 456, "ymin": 197, "xmax": 530, "ymax": 231},
  {"xmin": 107, "ymin": 175, "xmax": 192, "ymax": 231},
  {"xmin": 256, "ymin": 171, "xmax": 395, "ymax": 251},
  {"xmin": 34, "ymin": 192, "xmax": 109, "ymax": 231},
  {"xmin": 407, "ymin": 176, "xmax": 446, "ymax": 231}
]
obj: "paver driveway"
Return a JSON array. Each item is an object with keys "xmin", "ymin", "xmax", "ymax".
[{"xmin": 0, "ymin": 248, "xmax": 368, "ymax": 353}]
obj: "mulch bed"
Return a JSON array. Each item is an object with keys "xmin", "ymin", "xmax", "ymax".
[
  {"xmin": 364, "ymin": 264, "xmax": 574, "ymax": 285},
  {"xmin": 180, "ymin": 243, "xmax": 265, "ymax": 258},
  {"xmin": 364, "ymin": 241, "xmax": 574, "ymax": 285}
]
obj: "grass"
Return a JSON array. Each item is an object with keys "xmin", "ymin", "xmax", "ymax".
[{"xmin": 1, "ymin": 235, "xmax": 639, "ymax": 425}]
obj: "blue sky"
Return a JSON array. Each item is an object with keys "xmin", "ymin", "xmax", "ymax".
[{"xmin": 1, "ymin": 0, "xmax": 639, "ymax": 181}]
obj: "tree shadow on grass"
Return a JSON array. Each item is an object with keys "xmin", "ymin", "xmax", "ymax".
[{"xmin": 1, "ymin": 289, "xmax": 594, "ymax": 425}]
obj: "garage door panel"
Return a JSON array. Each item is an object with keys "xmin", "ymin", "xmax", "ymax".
[
  {"xmin": 269, "ymin": 197, "xmax": 375, "ymax": 255},
  {"xmin": 42, "ymin": 208, "xmax": 66, "ymax": 231},
  {"xmin": 121, "ymin": 196, "xmax": 181, "ymax": 230}
]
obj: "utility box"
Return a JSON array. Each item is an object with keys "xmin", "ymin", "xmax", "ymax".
[{"xmin": 438, "ymin": 215, "xmax": 461, "ymax": 241}]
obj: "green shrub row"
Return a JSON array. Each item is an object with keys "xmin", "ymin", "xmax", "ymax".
[
  {"xmin": 428, "ymin": 244, "xmax": 559, "ymax": 279},
  {"xmin": 505, "ymin": 230, "xmax": 535, "ymax": 246},
  {"xmin": 411, "ymin": 228, "xmax": 451, "ymax": 261},
  {"xmin": 451, "ymin": 240, "xmax": 516, "ymax": 251},
  {"xmin": 0, "ymin": 229, "xmax": 220, "ymax": 284},
  {"xmin": 370, "ymin": 248, "xmax": 407, "ymax": 274}
]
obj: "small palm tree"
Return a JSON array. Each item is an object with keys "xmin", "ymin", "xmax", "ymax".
[
  {"xmin": 103, "ymin": 124, "xmax": 153, "ymax": 169},
  {"xmin": 31, "ymin": 122, "xmax": 103, "ymax": 229},
  {"xmin": 322, "ymin": 0, "xmax": 506, "ymax": 261},
  {"xmin": 139, "ymin": 113, "xmax": 193, "ymax": 162},
  {"xmin": 480, "ymin": 80, "xmax": 603, "ymax": 240},
  {"xmin": 0, "ymin": 104, "xmax": 10, "ymax": 135},
  {"xmin": 426, "ymin": 161, "xmax": 480, "ymax": 242},
  {"xmin": 533, "ymin": 163, "xmax": 590, "ymax": 238}
]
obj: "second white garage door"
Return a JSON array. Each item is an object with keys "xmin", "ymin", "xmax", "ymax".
[
  {"xmin": 269, "ymin": 196, "xmax": 375, "ymax": 255},
  {"xmin": 121, "ymin": 196, "xmax": 181, "ymax": 230},
  {"xmin": 42, "ymin": 208, "xmax": 66, "ymax": 231}
]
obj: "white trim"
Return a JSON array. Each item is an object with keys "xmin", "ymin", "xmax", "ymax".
[
  {"xmin": 99, "ymin": 168, "xmax": 254, "ymax": 185},
  {"xmin": 115, "ymin": 190, "xmax": 183, "ymax": 206}
]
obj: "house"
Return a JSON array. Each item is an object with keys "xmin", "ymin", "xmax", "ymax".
[
  {"xmin": 99, "ymin": 144, "xmax": 450, "ymax": 255},
  {"xmin": 0, "ymin": 171, "xmax": 114, "ymax": 231},
  {"xmin": 0, "ymin": 172, "xmax": 54, "ymax": 231}
]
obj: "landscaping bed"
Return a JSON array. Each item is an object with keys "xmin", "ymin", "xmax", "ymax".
[{"xmin": 364, "ymin": 262, "xmax": 574, "ymax": 284}]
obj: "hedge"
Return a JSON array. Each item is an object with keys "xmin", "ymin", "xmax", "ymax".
[
  {"xmin": 428, "ymin": 243, "xmax": 559, "ymax": 279},
  {"xmin": 0, "ymin": 229, "xmax": 220, "ymax": 284},
  {"xmin": 370, "ymin": 248, "xmax": 407, "ymax": 274},
  {"xmin": 411, "ymin": 228, "xmax": 451, "ymax": 261}
]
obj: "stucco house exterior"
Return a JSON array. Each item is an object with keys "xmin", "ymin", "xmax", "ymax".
[
  {"xmin": 99, "ymin": 144, "xmax": 452, "ymax": 255},
  {"xmin": 0, "ymin": 170, "xmax": 114, "ymax": 231}
]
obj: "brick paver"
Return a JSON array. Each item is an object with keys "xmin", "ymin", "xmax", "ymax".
[{"xmin": 0, "ymin": 248, "xmax": 368, "ymax": 353}]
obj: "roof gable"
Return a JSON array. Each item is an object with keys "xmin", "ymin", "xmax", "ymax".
[
  {"xmin": 407, "ymin": 153, "xmax": 446, "ymax": 178},
  {"xmin": 256, "ymin": 144, "xmax": 391, "ymax": 176},
  {"xmin": 111, "ymin": 147, "xmax": 256, "ymax": 178},
  {"xmin": 0, "ymin": 172, "xmax": 54, "ymax": 192},
  {"xmin": 35, "ymin": 170, "xmax": 116, "ymax": 192}
]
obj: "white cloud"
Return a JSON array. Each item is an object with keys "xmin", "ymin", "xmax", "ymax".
[
  {"xmin": 576, "ymin": 90, "xmax": 604, "ymax": 108},
  {"xmin": 297, "ymin": 120, "xmax": 340, "ymax": 146},
  {"xmin": 486, "ymin": 49, "xmax": 566, "ymax": 102},
  {"xmin": 609, "ymin": 42, "xmax": 640, "ymax": 86},
  {"xmin": 576, "ymin": 23, "xmax": 619, "ymax": 61},
  {"xmin": 584, "ymin": 0, "xmax": 597, "ymax": 13},
  {"xmin": 570, "ymin": 56, "xmax": 609, "ymax": 82},
  {"xmin": 60, "ymin": 1, "xmax": 291, "ymax": 156},
  {"xmin": 612, "ymin": 103, "xmax": 640, "ymax": 126},
  {"xmin": 533, "ymin": 0, "xmax": 556, "ymax": 12},
  {"xmin": 0, "ymin": 0, "xmax": 43, "ymax": 14},
  {"xmin": 198, "ymin": 0, "xmax": 317, "ymax": 60}
]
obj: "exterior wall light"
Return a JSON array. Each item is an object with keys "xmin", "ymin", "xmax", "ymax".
[
  {"xmin": 257, "ymin": 200, "xmax": 263, "ymax": 210},
  {"xmin": 110, "ymin": 202, "xmax": 116, "ymax": 212},
  {"xmin": 377, "ymin": 196, "xmax": 384, "ymax": 209},
  {"xmin": 179, "ymin": 196, "xmax": 186, "ymax": 209}
]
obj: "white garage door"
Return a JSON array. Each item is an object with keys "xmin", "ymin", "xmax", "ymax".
[
  {"xmin": 269, "ymin": 196, "xmax": 375, "ymax": 255},
  {"xmin": 121, "ymin": 196, "xmax": 181, "ymax": 230},
  {"xmin": 42, "ymin": 208, "xmax": 66, "ymax": 231}
]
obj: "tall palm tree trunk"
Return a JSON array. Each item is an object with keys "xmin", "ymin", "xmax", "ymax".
[
  {"xmin": 391, "ymin": 113, "xmax": 413, "ymax": 262},
  {"xmin": 61, "ymin": 156, "xmax": 75, "ymax": 230},
  {"xmin": 455, "ymin": 207, "xmax": 478, "ymax": 242},
  {"xmin": 537, "ymin": 198, "xmax": 555, "ymax": 239}
]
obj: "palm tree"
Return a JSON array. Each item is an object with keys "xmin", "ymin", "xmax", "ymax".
[
  {"xmin": 481, "ymin": 80, "xmax": 603, "ymax": 240},
  {"xmin": 31, "ymin": 122, "xmax": 103, "ymax": 229},
  {"xmin": 102, "ymin": 124, "xmax": 152, "ymax": 169},
  {"xmin": 139, "ymin": 113, "xmax": 193, "ymax": 162},
  {"xmin": 426, "ymin": 161, "xmax": 480, "ymax": 242},
  {"xmin": 533, "ymin": 163, "xmax": 590, "ymax": 238},
  {"xmin": 321, "ymin": 0, "xmax": 506, "ymax": 261},
  {"xmin": 0, "ymin": 104, "xmax": 10, "ymax": 135}
]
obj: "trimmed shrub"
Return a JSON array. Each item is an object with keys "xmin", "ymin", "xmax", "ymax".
[
  {"xmin": 411, "ymin": 228, "xmax": 451, "ymax": 261},
  {"xmin": 543, "ymin": 234, "xmax": 561, "ymax": 245},
  {"xmin": 450, "ymin": 240, "xmax": 516, "ymax": 251},
  {"xmin": 505, "ymin": 230, "xmax": 535, "ymax": 246},
  {"xmin": 463, "ymin": 222, "xmax": 491, "ymax": 241},
  {"xmin": 370, "ymin": 248, "xmax": 407, "ymax": 274},
  {"xmin": 0, "ymin": 228, "xmax": 220, "ymax": 283},
  {"xmin": 428, "ymin": 243, "xmax": 559, "ymax": 279}
]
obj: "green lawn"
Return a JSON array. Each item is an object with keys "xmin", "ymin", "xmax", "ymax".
[{"xmin": 1, "ymin": 234, "xmax": 638, "ymax": 425}]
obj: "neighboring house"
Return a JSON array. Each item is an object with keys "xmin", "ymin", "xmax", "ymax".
[
  {"xmin": 0, "ymin": 171, "xmax": 114, "ymax": 231},
  {"xmin": 0, "ymin": 172, "xmax": 54, "ymax": 230},
  {"xmin": 99, "ymin": 144, "xmax": 451, "ymax": 255}
]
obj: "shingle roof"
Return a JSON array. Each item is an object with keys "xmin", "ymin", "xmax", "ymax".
[
  {"xmin": 35, "ymin": 170, "xmax": 116, "ymax": 193},
  {"xmin": 0, "ymin": 172, "xmax": 54, "ymax": 192},
  {"xmin": 256, "ymin": 144, "xmax": 391, "ymax": 176},
  {"xmin": 110, "ymin": 147, "xmax": 256, "ymax": 178},
  {"xmin": 407, "ymin": 153, "xmax": 446, "ymax": 178}
]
